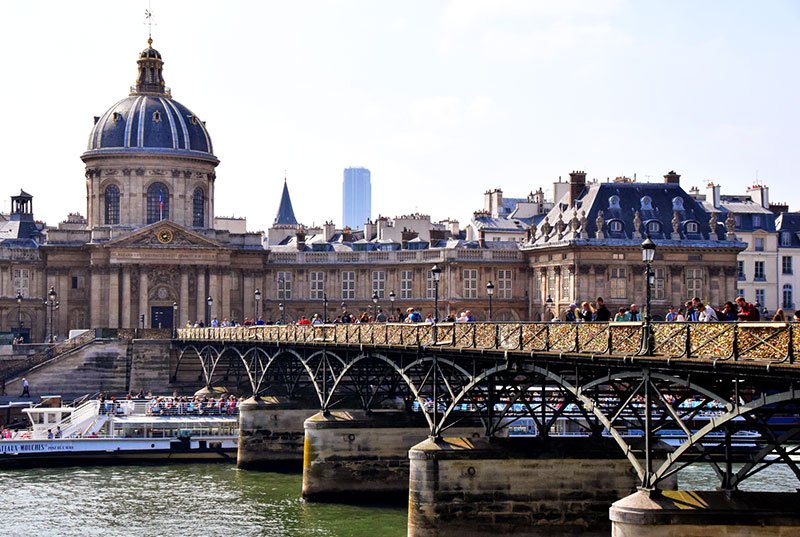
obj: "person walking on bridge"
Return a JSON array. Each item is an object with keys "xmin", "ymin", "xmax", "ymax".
[{"xmin": 21, "ymin": 377, "xmax": 30, "ymax": 397}]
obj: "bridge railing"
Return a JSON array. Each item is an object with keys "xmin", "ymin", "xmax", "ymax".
[{"xmin": 177, "ymin": 322, "xmax": 798, "ymax": 365}]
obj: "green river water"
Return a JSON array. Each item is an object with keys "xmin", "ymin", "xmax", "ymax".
[{"xmin": 0, "ymin": 463, "xmax": 795, "ymax": 537}]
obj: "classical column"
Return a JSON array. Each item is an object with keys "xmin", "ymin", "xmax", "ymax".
[
  {"xmin": 221, "ymin": 270, "xmax": 232, "ymax": 321},
  {"xmin": 138, "ymin": 267, "xmax": 148, "ymax": 328},
  {"xmin": 90, "ymin": 268, "xmax": 103, "ymax": 328},
  {"xmin": 209, "ymin": 269, "xmax": 219, "ymax": 320},
  {"xmin": 243, "ymin": 271, "xmax": 254, "ymax": 321},
  {"xmin": 180, "ymin": 269, "xmax": 189, "ymax": 327},
  {"xmin": 108, "ymin": 268, "xmax": 120, "ymax": 328},
  {"xmin": 121, "ymin": 268, "xmax": 131, "ymax": 328},
  {"xmin": 196, "ymin": 269, "xmax": 206, "ymax": 324},
  {"xmin": 58, "ymin": 272, "xmax": 70, "ymax": 334}
]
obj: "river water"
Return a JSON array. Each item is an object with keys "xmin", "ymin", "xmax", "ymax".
[{"xmin": 1, "ymin": 463, "xmax": 796, "ymax": 537}]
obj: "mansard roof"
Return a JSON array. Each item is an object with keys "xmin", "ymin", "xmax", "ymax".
[{"xmin": 527, "ymin": 181, "xmax": 742, "ymax": 248}]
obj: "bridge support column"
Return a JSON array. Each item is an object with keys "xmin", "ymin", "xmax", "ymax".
[
  {"xmin": 302, "ymin": 410, "xmax": 484, "ymax": 503},
  {"xmin": 409, "ymin": 437, "xmax": 669, "ymax": 537},
  {"xmin": 237, "ymin": 396, "xmax": 319, "ymax": 471},
  {"xmin": 610, "ymin": 490, "xmax": 800, "ymax": 537}
]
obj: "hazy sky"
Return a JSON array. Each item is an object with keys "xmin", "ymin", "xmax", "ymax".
[{"xmin": 3, "ymin": 1, "xmax": 798, "ymax": 232}]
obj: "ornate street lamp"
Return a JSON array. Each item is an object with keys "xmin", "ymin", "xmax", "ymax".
[
  {"xmin": 206, "ymin": 296, "xmax": 213, "ymax": 326},
  {"xmin": 279, "ymin": 302, "xmax": 285, "ymax": 325},
  {"xmin": 486, "ymin": 281, "xmax": 495, "ymax": 321},
  {"xmin": 254, "ymin": 288, "xmax": 261, "ymax": 320},
  {"xmin": 372, "ymin": 291, "xmax": 379, "ymax": 320},
  {"xmin": 389, "ymin": 290, "xmax": 396, "ymax": 316},
  {"xmin": 45, "ymin": 286, "xmax": 57, "ymax": 343},
  {"xmin": 545, "ymin": 295, "xmax": 554, "ymax": 320},
  {"xmin": 431, "ymin": 264, "xmax": 442, "ymax": 322},
  {"xmin": 323, "ymin": 293, "xmax": 328, "ymax": 323},
  {"xmin": 16, "ymin": 291, "xmax": 23, "ymax": 332},
  {"xmin": 172, "ymin": 301, "xmax": 178, "ymax": 338},
  {"xmin": 640, "ymin": 237, "xmax": 656, "ymax": 356}
]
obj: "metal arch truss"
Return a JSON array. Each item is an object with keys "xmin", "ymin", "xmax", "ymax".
[{"xmin": 175, "ymin": 341, "xmax": 800, "ymax": 491}]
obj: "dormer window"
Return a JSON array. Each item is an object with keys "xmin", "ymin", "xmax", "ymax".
[
  {"xmin": 752, "ymin": 215, "xmax": 762, "ymax": 229},
  {"xmin": 672, "ymin": 197, "xmax": 684, "ymax": 211},
  {"xmin": 782, "ymin": 231, "xmax": 792, "ymax": 247},
  {"xmin": 608, "ymin": 195, "xmax": 621, "ymax": 210},
  {"xmin": 153, "ymin": 111, "xmax": 161, "ymax": 123},
  {"xmin": 646, "ymin": 220, "xmax": 661, "ymax": 234},
  {"xmin": 640, "ymin": 196, "xmax": 653, "ymax": 211},
  {"xmin": 112, "ymin": 112, "xmax": 122, "ymax": 122},
  {"xmin": 609, "ymin": 220, "xmax": 624, "ymax": 233},
  {"xmin": 685, "ymin": 221, "xmax": 699, "ymax": 234}
]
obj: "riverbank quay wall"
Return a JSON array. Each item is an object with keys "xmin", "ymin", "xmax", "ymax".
[{"xmin": 3, "ymin": 331, "xmax": 214, "ymax": 398}]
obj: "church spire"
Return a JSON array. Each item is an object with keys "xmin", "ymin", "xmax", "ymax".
[
  {"xmin": 132, "ymin": 38, "xmax": 169, "ymax": 96},
  {"xmin": 274, "ymin": 178, "xmax": 298, "ymax": 226}
]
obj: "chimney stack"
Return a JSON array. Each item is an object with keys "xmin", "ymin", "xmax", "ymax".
[
  {"xmin": 363, "ymin": 219, "xmax": 376, "ymax": 241},
  {"xmin": 747, "ymin": 184, "xmax": 770, "ymax": 209},
  {"xmin": 323, "ymin": 221, "xmax": 335, "ymax": 242},
  {"xmin": 568, "ymin": 170, "xmax": 586, "ymax": 205},
  {"xmin": 706, "ymin": 181, "xmax": 721, "ymax": 208},
  {"xmin": 664, "ymin": 170, "xmax": 681, "ymax": 184}
]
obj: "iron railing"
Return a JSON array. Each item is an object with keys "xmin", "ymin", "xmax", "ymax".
[{"xmin": 177, "ymin": 321, "xmax": 799, "ymax": 365}]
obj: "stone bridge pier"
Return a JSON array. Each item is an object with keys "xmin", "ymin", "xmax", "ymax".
[
  {"xmin": 301, "ymin": 410, "xmax": 486, "ymax": 502},
  {"xmin": 408, "ymin": 436, "xmax": 673, "ymax": 537},
  {"xmin": 237, "ymin": 396, "xmax": 320, "ymax": 470}
]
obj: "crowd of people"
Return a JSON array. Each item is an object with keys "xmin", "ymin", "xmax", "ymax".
[
  {"xmin": 558, "ymin": 296, "xmax": 800, "ymax": 323},
  {"xmin": 146, "ymin": 395, "xmax": 240, "ymax": 416}
]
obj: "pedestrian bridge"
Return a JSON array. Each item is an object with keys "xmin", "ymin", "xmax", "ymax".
[{"xmin": 176, "ymin": 321, "xmax": 799, "ymax": 489}]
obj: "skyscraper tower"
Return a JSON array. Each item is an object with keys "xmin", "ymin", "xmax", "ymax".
[{"xmin": 342, "ymin": 167, "xmax": 371, "ymax": 229}]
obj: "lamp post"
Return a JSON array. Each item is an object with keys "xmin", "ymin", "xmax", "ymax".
[
  {"xmin": 545, "ymin": 295, "xmax": 554, "ymax": 320},
  {"xmin": 372, "ymin": 291, "xmax": 379, "ymax": 321},
  {"xmin": 322, "ymin": 293, "xmax": 328, "ymax": 323},
  {"xmin": 279, "ymin": 302, "xmax": 285, "ymax": 324},
  {"xmin": 206, "ymin": 296, "xmax": 213, "ymax": 326},
  {"xmin": 45, "ymin": 286, "xmax": 57, "ymax": 343},
  {"xmin": 254, "ymin": 288, "xmax": 261, "ymax": 320},
  {"xmin": 431, "ymin": 264, "xmax": 442, "ymax": 322},
  {"xmin": 389, "ymin": 290, "xmax": 396, "ymax": 320},
  {"xmin": 172, "ymin": 301, "xmax": 178, "ymax": 338},
  {"xmin": 486, "ymin": 281, "xmax": 495, "ymax": 321},
  {"xmin": 640, "ymin": 237, "xmax": 656, "ymax": 356},
  {"xmin": 16, "ymin": 291, "xmax": 23, "ymax": 333}
]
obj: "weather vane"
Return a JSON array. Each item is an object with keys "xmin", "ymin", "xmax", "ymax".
[{"xmin": 144, "ymin": 2, "xmax": 156, "ymax": 43}]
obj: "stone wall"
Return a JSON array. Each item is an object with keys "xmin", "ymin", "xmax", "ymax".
[{"xmin": 409, "ymin": 436, "xmax": 660, "ymax": 537}]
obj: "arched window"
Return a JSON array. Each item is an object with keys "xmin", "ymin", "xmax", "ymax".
[
  {"xmin": 609, "ymin": 220, "xmax": 624, "ymax": 233},
  {"xmin": 146, "ymin": 182, "xmax": 169, "ymax": 224},
  {"xmin": 104, "ymin": 185, "xmax": 120, "ymax": 225},
  {"xmin": 685, "ymin": 221, "xmax": 699, "ymax": 234},
  {"xmin": 783, "ymin": 284, "xmax": 793, "ymax": 310},
  {"xmin": 192, "ymin": 187, "xmax": 205, "ymax": 227},
  {"xmin": 646, "ymin": 220, "xmax": 661, "ymax": 234}
]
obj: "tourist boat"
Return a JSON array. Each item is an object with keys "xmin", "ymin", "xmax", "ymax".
[{"xmin": 0, "ymin": 397, "xmax": 238, "ymax": 466}]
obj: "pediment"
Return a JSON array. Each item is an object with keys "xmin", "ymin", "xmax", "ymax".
[{"xmin": 105, "ymin": 222, "xmax": 223, "ymax": 249}]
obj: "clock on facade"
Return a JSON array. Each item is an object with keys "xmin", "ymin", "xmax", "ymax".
[{"xmin": 156, "ymin": 228, "xmax": 174, "ymax": 244}]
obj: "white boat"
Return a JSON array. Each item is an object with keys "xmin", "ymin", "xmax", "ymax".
[{"xmin": 0, "ymin": 397, "xmax": 238, "ymax": 466}]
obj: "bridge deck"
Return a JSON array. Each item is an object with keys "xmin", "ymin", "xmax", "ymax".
[{"xmin": 177, "ymin": 321, "xmax": 799, "ymax": 369}]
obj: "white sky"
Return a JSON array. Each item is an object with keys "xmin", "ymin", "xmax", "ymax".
[{"xmin": 2, "ymin": 1, "xmax": 799, "ymax": 232}]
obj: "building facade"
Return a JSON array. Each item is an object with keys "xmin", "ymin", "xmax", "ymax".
[{"xmin": 342, "ymin": 167, "xmax": 371, "ymax": 230}]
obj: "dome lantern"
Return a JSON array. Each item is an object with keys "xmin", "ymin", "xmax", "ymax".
[{"xmin": 133, "ymin": 38, "xmax": 169, "ymax": 97}]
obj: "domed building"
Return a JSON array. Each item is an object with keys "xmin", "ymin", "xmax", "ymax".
[{"xmin": 83, "ymin": 38, "xmax": 218, "ymax": 230}]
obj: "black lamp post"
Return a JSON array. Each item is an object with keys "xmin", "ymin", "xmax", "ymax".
[
  {"xmin": 323, "ymin": 293, "xmax": 328, "ymax": 323},
  {"xmin": 16, "ymin": 291, "xmax": 23, "ymax": 332},
  {"xmin": 45, "ymin": 286, "xmax": 57, "ymax": 343},
  {"xmin": 206, "ymin": 296, "xmax": 213, "ymax": 326},
  {"xmin": 545, "ymin": 295, "xmax": 554, "ymax": 320},
  {"xmin": 486, "ymin": 281, "xmax": 495, "ymax": 321},
  {"xmin": 254, "ymin": 288, "xmax": 261, "ymax": 320},
  {"xmin": 389, "ymin": 290, "xmax": 396, "ymax": 320},
  {"xmin": 172, "ymin": 301, "xmax": 178, "ymax": 338},
  {"xmin": 641, "ymin": 236, "xmax": 656, "ymax": 356},
  {"xmin": 279, "ymin": 302, "xmax": 285, "ymax": 324},
  {"xmin": 431, "ymin": 264, "xmax": 442, "ymax": 322},
  {"xmin": 372, "ymin": 291, "xmax": 379, "ymax": 320}
]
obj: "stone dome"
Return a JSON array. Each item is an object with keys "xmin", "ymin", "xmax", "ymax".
[
  {"xmin": 82, "ymin": 40, "xmax": 217, "ymax": 163},
  {"xmin": 85, "ymin": 95, "xmax": 215, "ymax": 159}
]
